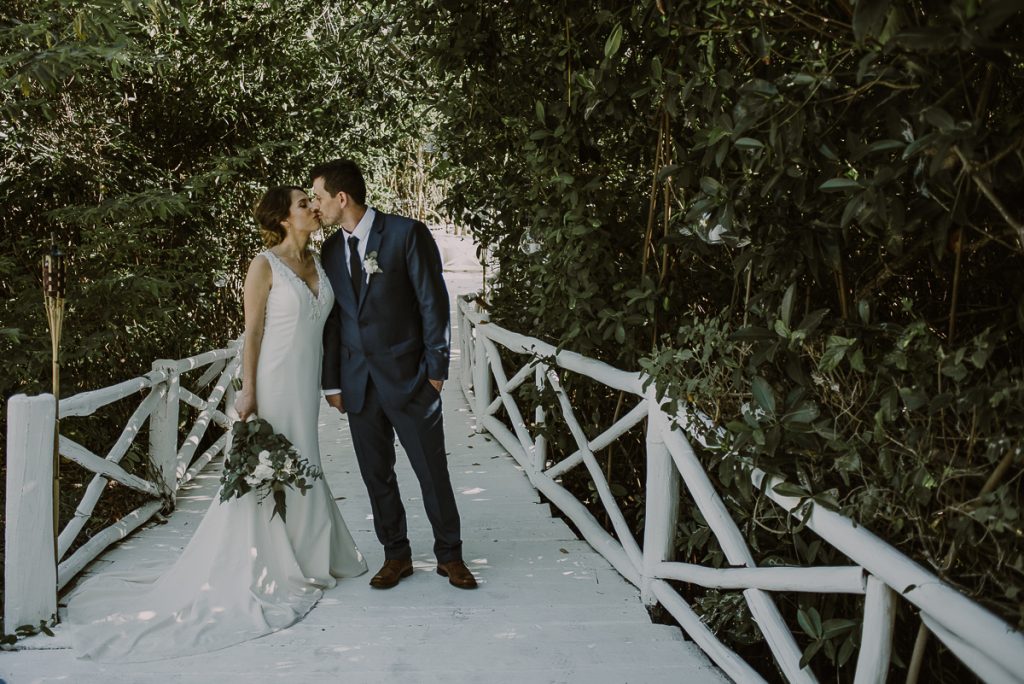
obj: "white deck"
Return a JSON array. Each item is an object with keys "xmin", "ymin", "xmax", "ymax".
[{"xmin": 1, "ymin": 274, "xmax": 727, "ymax": 684}]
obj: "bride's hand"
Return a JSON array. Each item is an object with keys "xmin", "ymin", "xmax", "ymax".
[{"xmin": 235, "ymin": 390, "xmax": 256, "ymax": 421}]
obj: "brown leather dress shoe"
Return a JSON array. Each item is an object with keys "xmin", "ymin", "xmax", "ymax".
[
  {"xmin": 369, "ymin": 558, "xmax": 414, "ymax": 589},
  {"xmin": 436, "ymin": 560, "xmax": 478, "ymax": 589}
]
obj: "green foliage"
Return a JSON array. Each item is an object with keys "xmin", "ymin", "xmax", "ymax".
[
  {"xmin": 387, "ymin": 0, "xmax": 1024, "ymax": 680},
  {"xmin": 3, "ymin": 0, "xmax": 1022, "ymax": 679},
  {"xmin": 1, "ymin": 0, "xmax": 440, "ymax": 625},
  {"xmin": 0, "ymin": 615, "xmax": 57, "ymax": 649}
]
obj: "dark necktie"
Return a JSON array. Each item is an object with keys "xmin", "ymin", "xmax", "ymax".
[{"xmin": 348, "ymin": 235, "xmax": 362, "ymax": 298}]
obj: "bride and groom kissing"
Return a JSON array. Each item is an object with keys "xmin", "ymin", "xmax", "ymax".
[{"xmin": 67, "ymin": 158, "xmax": 475, "ymax": 663}]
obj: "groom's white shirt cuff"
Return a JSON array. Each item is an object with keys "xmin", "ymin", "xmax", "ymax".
[{"xmin": 323, "ymin": 389, "xmax": 341, "ymax": 396}]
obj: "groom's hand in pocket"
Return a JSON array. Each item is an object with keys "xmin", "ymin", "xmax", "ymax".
[
  {"xmin": 326, "ymin": 393, "xmax": 346, "ymax": 414},
  {"xmin": 429, "ymin": 379, "xmax": 444, "ymax": 394}
]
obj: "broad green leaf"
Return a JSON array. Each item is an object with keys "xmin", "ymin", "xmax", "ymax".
[
  {"xmin": 751, "ymin": 375, "xmax": 776, "ymax": 415},
  {"xmin": 783, "ymin": 401, "xmax": 820, "ymax": 424},
  {"xmin": 853, "ymin": 0, "xmax": 892, "ymax": 43},
  {"xmin": 780, "ymin": 283, "xmax": 795, "ymax": 326},
  {"xmin": 819, "ymin": 178, "xmax": 862, "ymax": 191},
  {"xmin": 822, "ymin": 618, "xmax": 858, "ymax": 638},
  {"xmin": 800, "ymin": 640, "xmax": 823, "ymax": 669},
  {"xmin": 773, "ymin": 481, "xmax": 810, "ymax": 498},
  {"xmin": 899, "ymin": 386, "xmax": 928, "ymax": 410},
  {"xmin": 858, "ymin": 299, "xmax": 871, "ymax": 324},
  {"xmin": 924, "ymin": 106, "xmax": 956, "ymax": 132},
  {"xmin": 700, "ymin": 176, "xmax": 726, "ymax": 196},
  {"xmin": 734, "ymin": 137, "xmax": 764, "ymax": 150},
  {"xmin": 604, "ymin": 23, "xmax": 623, "ymax": 59},
  {"xmin": 774, "ymin": 318, "xmax": 791, "ymax": 338},
  {"xmin": 866, "ymin": 139, "xmax": 905, "ymax": 154},
  {"xmin": 797, "ymin": 606, "xmax": 823, "ymax": 639}
]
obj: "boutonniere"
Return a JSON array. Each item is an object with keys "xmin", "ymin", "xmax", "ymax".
[{"xmin": 363, "ymin": 251, "xmax": 383, "ymax": 282}]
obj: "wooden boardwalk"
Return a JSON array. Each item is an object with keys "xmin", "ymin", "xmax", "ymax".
[{"xmin": 1, "ymin": 274, "xmax": 726, "ymax": 684}]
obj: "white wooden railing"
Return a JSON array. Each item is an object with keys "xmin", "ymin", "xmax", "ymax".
[
  {"xmin": 455, "ymin": 293, "xmax": 1024, "ymax": 684},
  {"xmin": 4, "ymin": 341, "xmax": 241, "ymax": 634}
]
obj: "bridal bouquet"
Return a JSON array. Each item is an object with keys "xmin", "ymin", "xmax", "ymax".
[{"xmin": 220, "ymin": 417, "xmax": 323, "ymax": 522}]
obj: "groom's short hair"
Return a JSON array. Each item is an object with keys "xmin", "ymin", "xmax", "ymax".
[{"xmin": 310, "ymin": 159, "xmax": 367, "ymax": 206}]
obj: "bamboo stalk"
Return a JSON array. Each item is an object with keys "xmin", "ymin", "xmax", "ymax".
[
  {"xmin": 642, "ymin": 108, "xmax": 666, "ymax": 276},
  {"xmin": 948, "ymin": 228, "xmax": 964, "ymax": 340}
]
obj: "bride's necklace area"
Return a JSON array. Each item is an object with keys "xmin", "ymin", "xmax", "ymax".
[{"xmin": 273, "ymin": 248, "xmax": 313, "ymax": 267}]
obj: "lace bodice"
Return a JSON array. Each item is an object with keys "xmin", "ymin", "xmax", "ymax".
[{"xmin": 262, "ymin": 250, "xmax": 333, "ymax": 321}]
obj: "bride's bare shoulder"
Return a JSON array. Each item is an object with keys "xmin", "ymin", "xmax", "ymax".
[{"xmin": 244, "ymin": 252, "xmax": 273, "ymax": 285}]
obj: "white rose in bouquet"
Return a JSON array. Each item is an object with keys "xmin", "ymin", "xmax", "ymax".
[{"xmin": 251, "ymin": 463, "xmax": 275, "ymax": 482}]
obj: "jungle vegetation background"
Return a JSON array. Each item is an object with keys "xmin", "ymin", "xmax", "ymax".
[{"xmin": 3, "ymin": 1, "xmax": 1023, "ymax": 681}]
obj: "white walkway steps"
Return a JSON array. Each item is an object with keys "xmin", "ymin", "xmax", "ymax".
[{"xmin": 1, "ymin": 275, "xmax": 727, "ymax": 683}]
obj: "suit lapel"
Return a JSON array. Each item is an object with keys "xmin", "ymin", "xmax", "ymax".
[{"xmin": 357, "ymin": 212, "xmax": 386, "ymax": 314}]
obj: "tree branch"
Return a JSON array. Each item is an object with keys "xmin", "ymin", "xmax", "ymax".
[{"xmin": 954, "ymin": 145, "xmax": 1024, "ymax": 253}]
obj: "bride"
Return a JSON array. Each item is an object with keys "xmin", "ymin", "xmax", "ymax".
[{"xmin": 68, "ymin": 186, "xmax": 367, "ymax": 662}]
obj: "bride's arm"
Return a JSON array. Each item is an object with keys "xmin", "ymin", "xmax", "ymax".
[{"xmin": 235, "ymin": 255, "xmax": 272, "ymax": 420}]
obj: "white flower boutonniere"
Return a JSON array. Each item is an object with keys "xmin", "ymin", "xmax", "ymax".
[{"xmin": 363, "ymin": 251, "xmax": 383, "ymax": 283}]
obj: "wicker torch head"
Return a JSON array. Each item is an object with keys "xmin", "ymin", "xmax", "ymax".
[{"xmin": 43, "ymin": 244, "xmax": 66, "ymax": 300}]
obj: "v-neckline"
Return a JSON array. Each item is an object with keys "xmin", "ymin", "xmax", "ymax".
[{"xmin": 266, "ymin": 250, "xmax": 321, "ymax": 299}]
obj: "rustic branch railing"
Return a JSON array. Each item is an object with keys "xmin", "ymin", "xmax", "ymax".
[
  {"xmin": 4, "ymin": 340, "xmax": 241, "ymax": 634},
  {"xmin": 455, "ymin": 293, "xmax": 1024, "ymax": 684}
]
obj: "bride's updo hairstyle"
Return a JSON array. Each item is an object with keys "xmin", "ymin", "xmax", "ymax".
[{"xmin": 254, "ymin": 185, "xmax": 304, "ymax": 247}]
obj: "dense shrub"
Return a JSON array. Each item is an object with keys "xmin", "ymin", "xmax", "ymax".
[
  {"xmin": 1, "ymin": 0, "xmax": 440, "ymax": 629},
  {"xmin": 4, "ymin": 0, "xmax": 1022, "ymax": 679},
  {"xmin": 387, "ymin": 0, "xmax": 1024, "ymax": 680}
]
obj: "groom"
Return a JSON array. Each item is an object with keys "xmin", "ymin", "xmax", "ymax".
[{"xmin": 310, "ymin": 159, "xmax": 476, "ymax": 590}]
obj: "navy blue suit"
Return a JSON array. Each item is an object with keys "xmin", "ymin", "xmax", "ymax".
[{"xmin": 321, "ymin": 210, "xmax": 462, "ymax": 563}]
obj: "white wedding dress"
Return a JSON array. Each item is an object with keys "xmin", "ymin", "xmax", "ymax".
[{"xmin": 68, "ymin": 250, "xmax": 367, "ymax": 662}]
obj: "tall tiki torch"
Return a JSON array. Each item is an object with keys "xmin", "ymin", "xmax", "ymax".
[{"xmin": 42, "ymin": 238, "xmax": 66, "ymax": 558}]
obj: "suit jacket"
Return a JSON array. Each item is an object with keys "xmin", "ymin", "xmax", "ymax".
[{"xmin": 321, "ymin": 210, "xmax": 450, "ymax": 413}]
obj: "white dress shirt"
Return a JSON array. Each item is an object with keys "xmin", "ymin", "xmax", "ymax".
[{"xmin": 343, "ymin": 207, "xmax": 376, "ymax": 277}]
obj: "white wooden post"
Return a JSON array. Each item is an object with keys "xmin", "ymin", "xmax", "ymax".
[
  {"xmin": 223, "ymin": 339, "xmax": 241, "ymax": 423},
  {"xmin": 853, "ymin": 575, "xmax": 897, "ymax": 684},
  {"xmin": 641, "ymin": 390, "xmax": 679, "ymax": 606},
  {"xmin": 532, "ymin": 363, "xmax": 547, "ymax": 472},
  {"xmin": 456, "ymin": 299, "xmax": 469, "ymax": 393},
  {"xmin": 149, "ymin": 360, "xmax": 180, "ymax": 500},
  {"xmin": 472, "ymin": 331, "xmax": 492, "ymax": 432},
  {"xmin": 4, "ymin": 394, "xmax": 57, "ymax": 634}
]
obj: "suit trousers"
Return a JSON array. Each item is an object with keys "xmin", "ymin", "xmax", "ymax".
[{"xmin": 347, "ymin": 377, "xmax": 462, "ymax": 563}]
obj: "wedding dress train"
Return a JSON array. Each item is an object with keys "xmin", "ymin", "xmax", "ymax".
[{"xmin": 68, "ymin": 251, "xmax": 366, "ymax": 662}]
